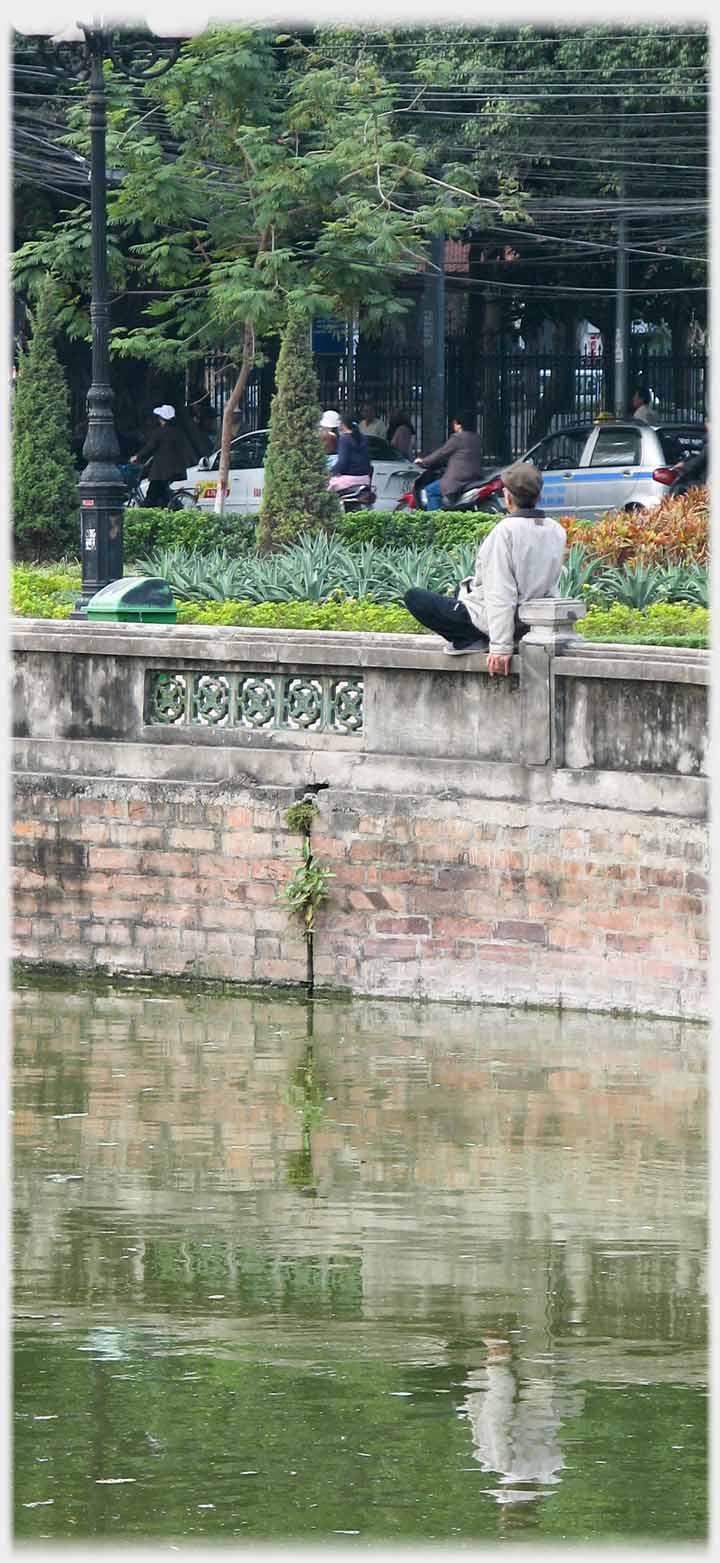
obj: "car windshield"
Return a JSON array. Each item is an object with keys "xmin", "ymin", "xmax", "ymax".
[{"xmin": 657, "ymin": 428, "xmax": 707, "ymax": 464}]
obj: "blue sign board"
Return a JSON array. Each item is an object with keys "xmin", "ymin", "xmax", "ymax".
[{"xmin": 312, "ymin": 318, "xmax": 348, "ymax": 354}]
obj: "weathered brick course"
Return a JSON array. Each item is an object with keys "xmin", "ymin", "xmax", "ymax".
[{"xmin": 11, "ymin": 770, "xmax": 708, "ymax": 1017}]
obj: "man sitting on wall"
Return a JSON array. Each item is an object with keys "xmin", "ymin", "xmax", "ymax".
[{"xmin": 404, "ymin": 462, "xmax": 566, "ymax": 676}]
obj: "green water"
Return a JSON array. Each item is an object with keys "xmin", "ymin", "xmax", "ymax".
[{"xmin": 13, "ymin": 978, "xmax": 708, "ymax": 1544}]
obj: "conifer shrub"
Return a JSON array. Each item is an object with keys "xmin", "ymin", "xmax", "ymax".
[
  {"xmin": 12, "ymin": 275, "xmax": 79, "ymax": 559},
  {"xmin": 257, "ymin": 308, "xmax": 340, "ymax": 551}
]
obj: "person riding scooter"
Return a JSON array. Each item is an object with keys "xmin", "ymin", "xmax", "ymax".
[
  {"xmin": 669, "ymin": 424, "xmax": 709, "ymax": 496},
  {"xmin": 414, "ymin": 409, "xmax": 487, "ymax": 510}
]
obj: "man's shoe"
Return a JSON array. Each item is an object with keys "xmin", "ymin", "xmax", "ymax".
[{"xmin": 443, "ymin": 640, "xmax": 488, "ymax": 656}]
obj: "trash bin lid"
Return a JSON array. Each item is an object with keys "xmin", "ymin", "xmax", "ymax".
[{"xmin": 87, "ymin": 576, "xmax": 176, "ymax": 610}]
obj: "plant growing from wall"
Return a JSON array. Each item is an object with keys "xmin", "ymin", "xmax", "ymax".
[
  {"xmin": 12, "ymin": 273, "xmax": 79, "ymax": 560},
  {"xmin": 280, "ymin": 797, "xmax": 334, "ymax": 989}
]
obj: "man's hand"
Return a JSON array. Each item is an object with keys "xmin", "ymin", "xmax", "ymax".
[
  {"xmin": 414, "ymin": 457, "xmax": 426, "ymax": 466},
  {"xmin": 486, "ymin": 653, "xmax": 513, "ymax": 677}
]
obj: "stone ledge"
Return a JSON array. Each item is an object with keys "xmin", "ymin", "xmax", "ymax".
[
  {"xmin": 12, "ymin": 737, "xmax": 709, "ymax": 819},
  {"xmin": 11, "ymin": 617, "xmax": 710, "ymax": 688}
]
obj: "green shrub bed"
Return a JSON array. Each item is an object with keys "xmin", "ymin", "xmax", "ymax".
[
  {"xmin": 10, "ymin": 561, "xmax": 709, "ymax": 647},
  {"xmin": 11, "ymin": 565, "xmax": 79, "ymax": 618},
  {"xmin": 577, "ymin": 602, "xmax": 709, "ymax": 648},
  {"xmin": 176, "ymin": 599, "xmax": 425, "ymax": 633},
  {"xmin": 123, "ymin": 507, "xmax": 257, "ymax": 560}
]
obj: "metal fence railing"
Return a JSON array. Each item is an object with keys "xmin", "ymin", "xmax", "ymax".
[{"xmin": 197, "ymin": 344, "xmax": 708, "ymax": 460}]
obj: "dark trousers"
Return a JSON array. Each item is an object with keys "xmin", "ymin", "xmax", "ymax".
[
  {"xmin": 146, "ymin": 479, "xmax": 172, "ymax": 508},
  {"xmin": 404, "ymin": 587, "xmax": 489, "ymax": 649}
]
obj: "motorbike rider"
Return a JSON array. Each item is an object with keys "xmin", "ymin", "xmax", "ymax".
[
  {"xmin": 414, "ymin": 409, "xmax": 486, "ymax": 510},
  {"xmin": 319, "ymin": 409, "xmax": 341, "ymax": 468},
  {"xmin": 670, "ymin": 422, "xmax": 709, "ymax": 495},
  {"xmin": 130, "ymin": 404, "xmax": 191, "ymax": 508},
  {"xmin": 328, "ymin": 414, "xmax": 373, "ymax": 495}
]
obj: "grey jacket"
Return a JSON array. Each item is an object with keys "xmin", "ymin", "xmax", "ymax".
[
  {"xmin": 420, "ymin": 430, "xmax": 487, "ymax": 499},
  {"xmin": 457, "ymin": 508, "xmax": 567, "ymax": 656}
]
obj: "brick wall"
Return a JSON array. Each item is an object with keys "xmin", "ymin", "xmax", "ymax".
[{"xmin": 12, "ymin": 772, "xmax": 709, "ymax": 1020}]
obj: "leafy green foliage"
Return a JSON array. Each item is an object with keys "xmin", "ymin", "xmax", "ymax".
[
  {"xmin": 279, "ymin": 834, "xmax": 334, "ymax": 935},
  {"xmin": 123, "ymin": 506, "xmax": 255, "ymax": 560},
  {"xmin": 257, "ymin": 309, "xmax": 340, "ymax": 549},
  {"xmin": 11, "ymin": 275, "xmax": 79, "ymax": 559},
  {"xmin": 283, "ymin": 801, "xmax": 319, "ymax": 835},
  {"xmin": 329, "ymin": 509, "xmax": 438, "ymax": 547},
  {"xmin": 137, "ymin": 535, "xmax": 463, "ymax": 605},
  {"xmin": 581, "ymin": 559, "xmax": 709, "ymax": 611},
  {"xmin": 175, "ymin": 599, "xmax": 426, "ymax": 633},
  {"xmin": 11, "ymin": 564, "xmax": 78, "ymax": 619},
  {"xmin": 556, "ymin": 543, "xmax": 604, "ymax": 599},
  {"xmin": 13, "ymin": 26, "xmax": 490, "ymax": 390},
  {"xmin": 431, "ymin": 513, "xmax": 500, "ymax": 549},
  {"xmin": 578, "ymin": 602, "xmax": 709, "ymax": 647}
]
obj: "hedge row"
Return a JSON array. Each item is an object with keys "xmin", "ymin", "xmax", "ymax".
[{"xmin": 121, "ymin": 506, "xmax": 499, "ymax": 560}]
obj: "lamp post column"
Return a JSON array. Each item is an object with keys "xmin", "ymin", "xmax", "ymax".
[{"xmin": 72, "ymin": 28, "xmax": 125, "ymax": 616}]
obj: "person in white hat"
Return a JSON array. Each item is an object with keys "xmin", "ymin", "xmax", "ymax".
[
  {"xmin": 319, "ymin": 409, "xmax": 341, "ymax": 466},
  {"xmin": 131, "ymin": 404, "xmax": 192, "ymax": 507}
]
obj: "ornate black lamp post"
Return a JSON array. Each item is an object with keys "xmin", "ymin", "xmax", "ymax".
[{"xmin": 30, "ymin": 23, "xmax": 184, "ymax": 614}]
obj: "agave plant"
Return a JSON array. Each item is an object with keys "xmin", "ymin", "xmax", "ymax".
[
  {"xmin": 558, "ymin": 543, "xmax": 603, "ymax": 599},
  {"xmin": 654, "ymin": 562, "xmax": 709, "ymax": 608},
  {"xmin": 595, "ymin": 561, "xmax": 666, "ymax": 611},
  {"xmin": 135, "ymin": 546, "xmax": 250, "ymax": 602},
  {"xmin": 376, "ymin": 547, "xmax": 458, "ymax": 601}
]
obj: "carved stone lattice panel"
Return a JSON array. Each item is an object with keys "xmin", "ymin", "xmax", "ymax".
[
  {"xmin": 192, "ymin": 674, "xmax": 231, "ymax": 726},
  {"xmin": 283, "ymin": 677, "xmax": 324, "ymax": 731},
  {"xmin": 146, "ymin": 670, "xmax": 364, "ymax": 736},
  {"xmin": 148, "ymin": 671, "xmax": 188, "ymax": 725},
  {"xmin": 237, "ymin": 676, "xmax": 277, "ymax": 729},
  {"xmin": 330, "ymin": 678, "xmax": 364, "ymax": 733}
]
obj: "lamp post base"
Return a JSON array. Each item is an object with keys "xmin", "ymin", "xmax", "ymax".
[{"xmin": 75, "ymin": 477, "xmax": 127, "ymax": 612}]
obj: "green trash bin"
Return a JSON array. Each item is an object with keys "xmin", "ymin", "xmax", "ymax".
[{"xmin": 86, "ymin": 576, "xmax": 177, "ymax": 624}]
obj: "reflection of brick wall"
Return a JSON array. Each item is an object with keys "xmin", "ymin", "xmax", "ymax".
[
  {"xmin": 13, "ymin": 986, "xmax": 707, "ymax": 1340},
  {"xmin": 12, "ymin": 774, "xmax": 708, "ymax": 1018}
]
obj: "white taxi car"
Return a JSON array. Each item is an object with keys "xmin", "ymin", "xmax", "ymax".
[
  {"xmin": 173, "ymin": 429, "xmax": 417, "ymax": 513},
  {"xmin": 474, "ymin": 420, "xmax": 707, "ymax": 518}
]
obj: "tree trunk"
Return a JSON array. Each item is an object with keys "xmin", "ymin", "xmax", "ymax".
[
  {"xmin": 524, "ymin": 316, "xmax": 577, "ymax": 447},
  {"xmin": 213, "ymin": 322, "xmax": 256, "ymax": 515}
]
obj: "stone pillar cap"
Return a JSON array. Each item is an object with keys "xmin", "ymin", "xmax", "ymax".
[{"xmin": 518, "ymin": 598, "xmax": 587, "ymax": 626}]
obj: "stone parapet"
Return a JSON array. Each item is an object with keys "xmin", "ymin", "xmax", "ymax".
[{"xmin": 11, "ymin": 618, "xmax": 710, "ymax": 1018}]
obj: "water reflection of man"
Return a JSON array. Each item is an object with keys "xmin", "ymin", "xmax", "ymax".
[{"xmin": 460, "ymin": 1334, "xmax": 583, "ymax": 1506}]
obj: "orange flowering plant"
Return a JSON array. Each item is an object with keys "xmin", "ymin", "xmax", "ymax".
[{"xmin": 560, "ymin": 487, "xmax": 709, "ymax": 567}]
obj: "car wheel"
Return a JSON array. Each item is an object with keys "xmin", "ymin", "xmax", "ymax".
[{"xmin": 623, "ymin": 502, "xmax": 646, "ymax": 514}]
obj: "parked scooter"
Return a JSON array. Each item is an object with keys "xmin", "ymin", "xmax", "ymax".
[{"xmin": 393, "ymin": 468, "xmax": 506, "ymax": 514}]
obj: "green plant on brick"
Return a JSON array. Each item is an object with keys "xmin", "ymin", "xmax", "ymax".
[
  {"xmin": 257, "ymin": 308, "xmax": 340, "ymax": 551},
  {"xmin": 12, "ymin": 274, "xmax": 79, "ymax": 560},
  {"xmin": 280, "ymin": 801, "xmax": 334, "ymax": 940}
]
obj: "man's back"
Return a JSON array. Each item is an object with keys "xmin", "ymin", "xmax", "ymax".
[{"xmin": 440, "ymin": 430, "xmax": 486, "ymax": 496}]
